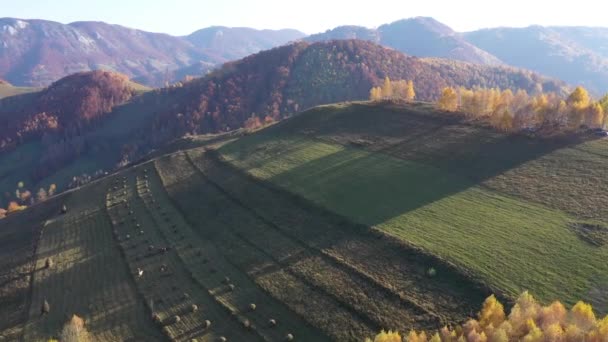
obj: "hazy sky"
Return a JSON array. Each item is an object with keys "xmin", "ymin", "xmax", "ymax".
[{"xmin": 2, "ymin": 0, "xmax": 604, "ymax": 35}]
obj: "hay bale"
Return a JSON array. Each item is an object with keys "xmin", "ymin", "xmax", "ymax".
[
  {"xmin": 60, "ymin": 205, "xmax": 68, "ymax": 214},
  {"xmin": 191, "ymin": 304, "xmax": 198, "ymax": 312},
  {"xmin": 242, "ymin": 319, "xmax": 251, "ymax": 329},
  {"xmin": 248, "ymin": 303, "xmax": 256, "ymax": 311},
  {"xmin": 228, "ymin": 284, "xmax": 235, "ymax": 292},
  {"xmin": 218, "ymin": 336, "xmax": 227, "ymax": 342},
  {"xmin": 204, "ymin": 320, "xmax": 211, "ymax": 328},
  {"xmin": 152, "ymin": 313, "xmax": 162, "ymax": 324},
  {"xmin": 41, "ymin": 299, "xmax": 50, "ymax": 314},
  {"xmin": 285, "ymin": 333, "xmax": 294, "ymax": 341},
  {"xmin": 45, "ymin": 258, "xmax": 53, "ymax": 269},
  {"xmin": 223, "ymin": 276, "xmax": 230, "ymax": 284},
  {"xmin": 173, "ymin": 315, "xmax": 181, "ymax": 324},
  {"xmin": 139, "ymin": 230, "xmax": 144, "ymax": 235},
  {"xmin": 268, "ymin": 319, "xmax": 277, "ymax": 327}
]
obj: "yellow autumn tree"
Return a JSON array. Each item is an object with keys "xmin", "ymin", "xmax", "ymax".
[
  {"xmin": 381, "ymin": 77, "xmax": 393, "ymax": 99},
  {"xmin": 567, "ymin": 86, "xmax": 591, "ymax": 127},
  {"xmin": 498, "ymin": 110, "xmax": 513, "ymax": 132},
  {"xmin": 369, "ymin": 87, "xmax": 382, "ymax": 101},
  {"xmin": 405, "ymin": 80, "xmax": 415, "ymax": 102},
  {"xmin": 571, "ymin": 301, "xmax": 596, "ymax": 330},
  {"xmin": 438, "ymin": 87, "xmax": 458, "ymax": 111},
  {"xmin": 567, "ymin": 86, "xmax": 591, "ymax": 110},
  {"xmin": 365, "ymin": 330, "xmax": 401, "ymax": 342},
  {"xmin": 586, "ymin": 103, "xmax": 604, "ymax": 128},
  {"xmin": 479, "ymin": 295, "xmax": 506, "ymax": 328}
]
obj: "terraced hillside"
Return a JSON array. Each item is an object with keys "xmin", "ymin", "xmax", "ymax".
[
  {"xmin": 154, "ymin": 151, "xmax": 487, "ymax": 341},
  {"xmin": 217, "ymin": 101, "xmax": 608, "ymax": 313}
]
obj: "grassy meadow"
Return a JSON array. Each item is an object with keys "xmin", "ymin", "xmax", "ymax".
[{"xmin": 218, "ymin": 102, "xmax": 608, "ymax": 312}]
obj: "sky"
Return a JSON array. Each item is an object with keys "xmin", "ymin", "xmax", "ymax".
[{"xmin": 1, "ymin": 0, "xmax": 605, "ymax": 35}]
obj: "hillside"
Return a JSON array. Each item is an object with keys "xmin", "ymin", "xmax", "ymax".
[
  {"xmin": 307, "ymin": 17, "xmax": 503, "ymax": 66},
  {"xmin": 464, "ymin": 26, "xmax": 608, "ymax": 94},
  {"xmin": 0, "ymin": 18, "xmax": 303, "ymax": 87},
  {"xmin": 0, "ymin": 71, "xmax": 150, "ymax": 206},
  {"xmin": 218, "ymin": 102, "xmax": 608, "ymax": 313},
  {"xmin": 150, "ymin": 39, "xmax": 564, "ymax": 138},
  {"xmin": 1, "ymin": 101, "xmax": 606, "ymax": 341}
]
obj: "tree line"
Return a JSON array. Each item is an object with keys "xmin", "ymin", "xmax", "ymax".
[
  {"xmin": 369, "ymin": 77, "xmax": 416, "ymax": 102},
  {"xmin": 436, "ymin": 85, "xmax": 607, "ymax": 133},
  {"xmin": 366, "ymin": 291, "xmax": 608, "ymax": 341}
]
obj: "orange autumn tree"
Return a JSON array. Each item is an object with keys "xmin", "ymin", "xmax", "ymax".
[
  {"xmin": 7, "ymin": 201, "xmax": 27, "ymax": 214},
  {"xmin": 365, "ymin": 291, "xmax": 608, "ymax": 342}
]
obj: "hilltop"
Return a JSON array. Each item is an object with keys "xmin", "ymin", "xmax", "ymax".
[
  {"xmin": 307, "ymin": 17, "xmax": 503, "ymax": 66},
  {"xmin": 1, "ymin": 101, "xmax": 606, "ymax": 341}
]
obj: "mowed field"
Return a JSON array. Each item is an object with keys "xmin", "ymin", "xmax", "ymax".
[
  {"xmin": 218, "ymin": 102, "xmax": 608, "ymax": 313},
  {"xmin": 2, "ymin": 100, "xmax": 608, "ymax": 341},
  {"xmin": 154, "ymin": 150, "xmax": 487, "ymax": 341},
  {"xmin": 21, "ymin": 176, "xmax": 161, "ymax": 341}
]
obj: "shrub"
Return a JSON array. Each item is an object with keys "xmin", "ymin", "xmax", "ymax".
[{"xmin": 60, "ymin": 315, "xmax": 91, "ymax": 342}]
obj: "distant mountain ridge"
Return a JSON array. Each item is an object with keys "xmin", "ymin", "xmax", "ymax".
[
  {"xmin": 464, "ymin": 26, "xmax": 608, "ymax": 94},
  {"xmin": 307, "ymin": 17, "xmax": 504, "ymax": 66},
  {"xmin": 186, "ymin": 26, "xmax": 305, "ymax": 61},
  {"xmin": 0, "ymin": 18, "xmax": 304, "ymax": 87}
]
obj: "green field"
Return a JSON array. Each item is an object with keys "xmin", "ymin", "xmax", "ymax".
[{"xmin": 218, "ymin": 102, "xmax": 608, "ymax": 312}]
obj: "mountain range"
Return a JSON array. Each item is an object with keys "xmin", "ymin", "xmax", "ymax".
[
  {"xmin": 0, "ymin": 18, "xmax": 304, "ymax": 87},
  {"xmin": 4, "ymin": 16, "xmax": 608, "ymax": 93}
]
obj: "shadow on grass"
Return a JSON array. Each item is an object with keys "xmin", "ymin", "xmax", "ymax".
[{"xmin": 221, "ymin": 103, "xmax": 601, "ymax": 227}]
